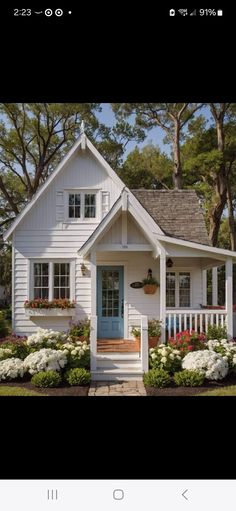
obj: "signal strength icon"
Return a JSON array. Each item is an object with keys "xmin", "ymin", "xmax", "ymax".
[
  {"xmin": 178, "ymin": 9, "xmax": 188, "ymax": 15},
  {"xmin": 190, "ymin": 9, "xmax": 197, "ymax": 15}
]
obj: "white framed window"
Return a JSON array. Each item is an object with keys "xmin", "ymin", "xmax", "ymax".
[
  {"xmin": 33, "ymin": 263, "xmax": 49, "ymax": 299},
  {"xmin": 166, "ymin": 271, "xmax": 191, "ymax": 308},
  {"xmin": 66, "ymin": 190, "xmax": 99, "ymax": 221},
  {"xmin": 31, "ymin": 260, "xmax": 75, "ymax": 300}
]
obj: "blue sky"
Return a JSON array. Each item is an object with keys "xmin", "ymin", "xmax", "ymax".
[{"xmin": 96, "ymin": 103, "xmax": 213, "ymax": 159}]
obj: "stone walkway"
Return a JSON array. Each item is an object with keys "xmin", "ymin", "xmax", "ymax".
[{"xmin": 88, "ymin": 381, "xmax": 147, "ymax": 396}]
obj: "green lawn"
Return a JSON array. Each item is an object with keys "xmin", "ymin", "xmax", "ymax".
[
  {"xmin": 198, "ymin": 386, "xmax": 236, "ymax": 396},
  {"xmin": 0, "ymin": 386, "xmax": 46, "ymax": 396}
]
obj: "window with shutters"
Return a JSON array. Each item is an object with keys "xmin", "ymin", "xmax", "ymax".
[{"xmin": 65, "ymin": 190, "xmax": 101, "ymax": 221}]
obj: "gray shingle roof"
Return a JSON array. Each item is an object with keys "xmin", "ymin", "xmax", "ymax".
[{"xmin": 132, "ymin": 189, "xmax": 210, "ymax": 246}]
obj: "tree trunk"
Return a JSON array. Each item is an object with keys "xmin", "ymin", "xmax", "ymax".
[
  {"xmin": 226, "ymin": 179, "xmax": 236, "ymax": 250},
  {"xmin": 208, "ymin": 191, "xmax": 227, "ymax": 246},
  {"xmin": 173, "ymin": 122, "xmax": 182, "ymax": 189}
]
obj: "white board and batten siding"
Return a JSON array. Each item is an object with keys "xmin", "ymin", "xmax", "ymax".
[{"xmin": 13, "ymin": 148, "xmax": 121, "ymax": 335}]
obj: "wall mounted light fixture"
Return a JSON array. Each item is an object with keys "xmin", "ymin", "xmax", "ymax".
[
  {"xmin": 166, "ymin": 258, "xmax": 173, "ymax": 268},
  {"xmin": 81, "ymin": 263, "xmax": 87, "ymax": 276}
]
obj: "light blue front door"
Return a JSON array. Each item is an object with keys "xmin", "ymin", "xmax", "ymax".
[{"xmin": 97, "ymin": 266, "xmax": 124, "ymax": 339}]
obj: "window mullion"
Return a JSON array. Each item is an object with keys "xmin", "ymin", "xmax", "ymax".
[{"xmin": 49, "ymin": 262, "xmax": 53, "ymax": 300}]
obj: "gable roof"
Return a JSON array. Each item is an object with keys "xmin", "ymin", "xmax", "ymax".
[
  {"xmin": 78, "ymin": 189, "xmax": 164, "ymax": 258},
  {"xmin": 3, "ymin": 133, "xmax": 126, "ymax": 241},
  {"xmin": 132, "ymin": 189, "xmax": 210, "ymax": 246}
]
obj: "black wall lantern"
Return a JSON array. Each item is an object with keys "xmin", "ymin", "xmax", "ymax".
[{"xmin": 166, "ymin": 258, "xmax": 173, "ymax": 268}]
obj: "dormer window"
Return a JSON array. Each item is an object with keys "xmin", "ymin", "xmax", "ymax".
[{"xmin": 67, "ymin": 190, "xmax": 97, "ymax": 221}]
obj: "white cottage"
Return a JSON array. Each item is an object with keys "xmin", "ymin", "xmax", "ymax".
[{"xmin": 4, "ymin": 131, "xmax": 236, "ymax": 380}]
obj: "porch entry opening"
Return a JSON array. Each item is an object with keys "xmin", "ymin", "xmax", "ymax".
[{"xmin": 97, "ymin": 266, "xmax": 124, "ymax": 339}]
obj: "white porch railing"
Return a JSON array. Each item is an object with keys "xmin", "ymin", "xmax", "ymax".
[
  {"xmin": 141, "ymin": 315, "xmax": 149, "ymax": 372},
  {"xmin": 90, "ymin": 315, "xmax": 97, "ymax": 371},
  {"xmin": 166, "ymin": 309, "xmax": 227, "ymax": 338}
]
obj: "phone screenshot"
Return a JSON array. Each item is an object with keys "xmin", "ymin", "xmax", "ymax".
[{"xmin": 0, "ymin": 2, "xmax": 235, "ymax": 498}]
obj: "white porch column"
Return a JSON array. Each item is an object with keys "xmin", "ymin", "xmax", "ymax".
[
  {"xmin": 90, "ymin": 250, "xmax": 97, "ymax": 316},
  {"xmin": 202, "ymin": 269, "xmax": 207, "ymax": 305},
  {"xmin": 212, "ymin": 267, "xmax": 218, "ymax": 306},
  {"xmin": 159, "ymin": 251, "xmax": 166, "ymax": 342},
  {"xmin": 226, "ymin": 257, "xmax": 233, "ymax": 338},
  {"xmin": 90, "ymin": 250, "xmax": 97, "ymax": 370},
  {"xmin": 141, "ymin": 315, "xmax": 149, "ymax": 373}
]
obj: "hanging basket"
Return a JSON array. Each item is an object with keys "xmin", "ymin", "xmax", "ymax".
[{"xmin": 143, "ymin": 284, "xmax": 158, "ymax": 294}]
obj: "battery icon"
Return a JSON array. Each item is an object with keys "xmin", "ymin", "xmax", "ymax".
[{"xmin": 217, "ymin": 9, "xmax": 223, "ymax": 15}]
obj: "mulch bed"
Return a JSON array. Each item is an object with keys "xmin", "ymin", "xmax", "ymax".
[
  {"xmin": 0, "ymin": 381, "xmax": 89, "ymax": 396},
  {"xmin": 145, "ymin": 374, "xmax": 236, "ymax": 396}
]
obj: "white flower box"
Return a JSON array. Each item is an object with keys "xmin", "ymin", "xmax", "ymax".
[{"xmin": 25, "ymin": 308, "xmax": 76, "ymax": 317}]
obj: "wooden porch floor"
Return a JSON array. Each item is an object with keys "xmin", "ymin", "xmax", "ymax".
[{"xmin": 97, "ymin": 339, "xmax": 140, "ymax": 352}]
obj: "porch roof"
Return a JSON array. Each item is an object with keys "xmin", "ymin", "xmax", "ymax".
[{"xmin": 78, "ymin": 191, "xmax": 161, "ymax": 258}]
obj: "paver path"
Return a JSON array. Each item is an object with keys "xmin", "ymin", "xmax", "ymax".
[{"xmin": 89, "ymin": 381, "xmax": 146, "ymax": 396}]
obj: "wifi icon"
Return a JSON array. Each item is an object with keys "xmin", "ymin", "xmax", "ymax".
[{"xmin": 178, "ymin": 8, "xmax": 188, "ymax": 15}]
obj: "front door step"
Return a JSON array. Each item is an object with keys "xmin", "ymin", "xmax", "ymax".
[{"xmin": 91, "ymin": 368, "xmax": 144, "ymax": 382}]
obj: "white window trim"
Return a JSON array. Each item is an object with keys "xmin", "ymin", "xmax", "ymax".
[
  {"xmin": 166, "ymin": 270, "xmax": 192, "ymax": 308},
  {"xmin": 64, "ymin": 189, "xmax": 101, "ymax": 223},
  {"xmin": 30, "ymin": 259, "xmax": 75, "ymax": 301}
]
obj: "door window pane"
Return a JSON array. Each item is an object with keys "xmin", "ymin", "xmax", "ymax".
[{"xmin": 101, "ymin": 270, "xmax": 120, "ymax": 317}]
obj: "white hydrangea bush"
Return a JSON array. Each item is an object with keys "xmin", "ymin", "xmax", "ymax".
[
  {"xmin": 24, "ymin": 348, "xmax": 68, "ymax": 375},
  {"xmin": 0, "ymin": 347, "xmax": 14, "ymax": 361},
  {"xmin": 207, "ymin": 339, "xmax": 236, "ymax": 372},
  {"xmin": 182, "ymin": 350, "xmax": 228, "ymax": 380},
  {"xmin": 0, "ymin": 358, "xmax": 25, "ymax": 381},
  {"xmin": 26, "ymin": 328, "xmax": 67, "ymax": 347},
  {"xmin": 149, "ymin": 344, "xmax": 182, "ymax": 372},
  {"xmin": 62, "ymin": 340, "xmax": 90, "ymax": 368}
]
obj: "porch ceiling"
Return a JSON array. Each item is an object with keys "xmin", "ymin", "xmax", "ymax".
[{"xmin": 169, "ymin": 256, "xmax": 225, "ymax": 269}]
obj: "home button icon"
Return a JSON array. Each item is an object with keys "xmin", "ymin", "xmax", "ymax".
[{"xmin": 113, "ymin": 489, "xmax": 124, "ymax": 500}]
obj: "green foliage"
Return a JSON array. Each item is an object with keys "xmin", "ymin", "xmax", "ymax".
[
  {"xmin": 143, "ymin": 369, "xmax": 171, "ymax": 388},
  {"xmin": 206, "ymin": 324, "xmax": 227, "ymax": 341},
  {"xmin": 118, "ymin": 144, "xmax": 172, "ymax": 189},
  {"xmin": 173, "ymin": 370, "xmax": 205, "ymax": 387},
  {"xmin": 131, "ymin": 327, "xmax": 141, "ymax": 339},
  {"xmin": 142, "ymin": 277, "xmax": 159, "ymax": 286},
  {"xmin": 0, "ymin": 338, "xmax": 30, "ymax": 359},
  {"xmin": 148, "ymin": 319, "xmax": 162, "ymax": 337},
  {"xmin": 64, "ymin": 368, "xmax": 91, "ymax": 386},
  {"xmin": 66, "ymin": 349, "xmax": 90, "ymax": 370},
  {"xmin": 0, "ymin": 311, "xmax": 8, "ymax": 338},
  {"xmin": 31, "ymin": 371, "xmax": 62, "ymax": 388},
  {"xmin": 69, "ymin": 319, "xmax": 90, "ymax": 339}
]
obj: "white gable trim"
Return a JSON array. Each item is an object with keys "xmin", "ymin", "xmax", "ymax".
[
  {"xmin": 158, "ymin": 233, "xmax": 236, "ymax": 259},
  {"xmin": 4, "ymin": 135, "xmax": 84, "ymax": 241},
  {"xmin": 79, "ymin": 191, "xmax": 161, "ymax": 258},
  {"xmin": 3, "ymin": 132, "xmax": 165, "ymax": 242}
]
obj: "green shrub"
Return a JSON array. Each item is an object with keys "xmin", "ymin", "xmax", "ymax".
[
  {"xmin": 143, "ymin": 368, "xmax": 171, "ymax": 388},
  {"xmin": 31, "ymin": 370, "xmax": 62, "ymax": 388},
  {"xmin": 3, "ymin": 307, "xmax": 12, "ymax": 321},
  {"xmin": 66, "ymin": 349, "xmax": 90, "ymax": 369},
  {"xmin": 0, "ymin": 311, "xmax": 8, "ymax": 338},
  {"xmin": 69, "ymin": 319, "xmax": 90, "ymax": 339},
  {"xmin": 64, "ymin": 367, "xmax": 91, "ymax": 386},
  {"xmin": 206, "ymin": 324, "xmax": 227, "ymax": 341},
  {"xmin": 0, "ymin": 340, "xmax": 30, "ymax": 360},
  {"xmin": 173, "ymin": 369, "xmax": 205, "ymax": 387}
]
